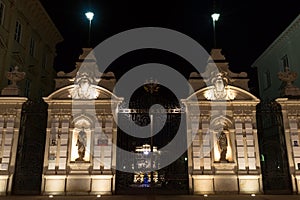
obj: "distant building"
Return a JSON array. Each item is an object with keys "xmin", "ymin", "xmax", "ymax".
[
  {"xmin": 0, "ymin": 0, "xmax": 63, "ymax": 99},
  {"xmin": 252, "ymin": 14, "xmax": 300, "ymax": 101}
]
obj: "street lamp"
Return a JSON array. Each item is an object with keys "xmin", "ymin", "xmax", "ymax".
[
  {"xmin": 85, "ymin": 11, "xmax": 94, "ymax": 47},
  {"xmin": 211, "ymin": 13, "xmax": 220, "ymax": 48}
]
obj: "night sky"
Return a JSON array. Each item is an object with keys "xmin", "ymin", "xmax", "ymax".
[{"xmin": 40, "ymin": 0, "xmax": 300, "ymax": 94}]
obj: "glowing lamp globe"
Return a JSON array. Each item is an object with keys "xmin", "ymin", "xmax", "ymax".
[
  {"xmin": 211, "ymin": 13, "xmax": 220, "ymax": 21},
  {"xmin": 85, "ymin": 12, "xmax": 94, "ymax": 21}
]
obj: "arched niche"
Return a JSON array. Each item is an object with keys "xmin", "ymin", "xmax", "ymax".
[
  {"xmin": 70, "ymin": 116, "xmax": 92, "ymax": 162},
  {"xmin": 210, "ymin": 116, "xmax": 234, "ymax": 163}
]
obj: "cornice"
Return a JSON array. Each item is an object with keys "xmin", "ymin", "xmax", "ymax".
[{"xmin": 19, "ymin": 0, "xmax": 63, "ymax": 48}]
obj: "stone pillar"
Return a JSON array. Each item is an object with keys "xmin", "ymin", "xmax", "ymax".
[
  {"xmin": 0, "ymin": 97, "xmax": 26, "ymax": 195},
  {"xmin": 235, "ymin": 117, "xmax": 246, "ymax": 170},
  {"xmin": 277, "ymin": 98, "xmax": 300, "ymax": 193},
  {"xmin": 245, "ymin": 118, "xmax": 257, "ymax": 170}
]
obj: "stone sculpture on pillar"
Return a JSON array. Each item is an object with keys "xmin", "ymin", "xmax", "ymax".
[
  {"xmin": 1, "ymin": 66, "xmax": 26, "ymax": 96},
  {"xmin": 278, "ymin": 67, "xmax": 300, "ymax": 96}
]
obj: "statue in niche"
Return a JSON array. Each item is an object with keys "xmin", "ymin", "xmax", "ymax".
[
  {"xmin": 75, "ymin": 128, "xmax": 87, "ymax": 161},
  {"xmin": 217, "ymin": 130, "xmax": 229, "ymax": 163}
]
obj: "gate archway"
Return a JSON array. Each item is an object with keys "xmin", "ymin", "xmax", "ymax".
[{"xmin": 115, "ymin": 84, "xmax": 189, "ymax": 194}]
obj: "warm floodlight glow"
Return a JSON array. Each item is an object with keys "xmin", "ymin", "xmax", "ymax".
[
  {"xmin": 96, "ymin": 194, "xmax": 101, "ymax": 198},
  {"xmin": 251, "ymin": 194, "xmax": 256, "ymax": 197},
  {"xmin": 49, "ymin": 195, "xmax": 54, "ymax": 198},
  {"xmin": 211, "ymin": 13, "xmax": 220, "ymax": 21},
  {"xmin": 204, "ymin": 194, "xmax": 208, "ymax": 197},
  {"xmin": 85, "ymin": 12, "xmax": 94, "ymax": 21}
]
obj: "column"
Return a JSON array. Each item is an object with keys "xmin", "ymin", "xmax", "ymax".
[
  {"xmin": 48, "ymin": 115, "xmax": 59, "ymax": 170},
  {"xmin": 0, "ymin": 116, "xmax": 15, "ymax": 171},
  {"xmin": 191, "ymin": 116, "xmax": 200, "ymax": 170},
  {"xmin": 235, "ymin": 117, "xmax": 246, "ymax": 170},
  {"xmin": 202, "ymin": 117, "xmax": 211, "ymax": 170},
  {"xmin": 58, "ymin": 115, "xmax": 70, "ymax": 170},
  {"xmin": 245, "ymin": 118, "xmax": 256, "ymax": 170},
  {"xmin": 289, "ymin": 116, "xmax": 300, "ymax": 169},
  {"xmin": 93, "ymin": 115, "xmax": 103, "ymax": 170}
]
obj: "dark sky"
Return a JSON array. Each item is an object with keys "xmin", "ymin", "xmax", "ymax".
[{"xmin": 40, "ymin": 0, "xmax": 300, "ymax": 93}]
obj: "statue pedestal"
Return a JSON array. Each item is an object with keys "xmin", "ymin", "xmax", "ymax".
[
  {"xmin": 282, "ymin": 86, "xmax": 300, "ymax": 96},
  {"xmin": 214, "ymin": 162, "xmax": 235, "ymax": 174},
  {"xmin": 1, "ymin": 86, "xmax": 21, "ymax": 96}
]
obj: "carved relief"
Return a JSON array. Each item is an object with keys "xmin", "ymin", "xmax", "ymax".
[
  {"xmin": 70, "ymin": 65, "xmax": 100, "ymax": 99},
  {"xmin": 204, "ymin": 71, "xmax": 236, "ymax": 100}
]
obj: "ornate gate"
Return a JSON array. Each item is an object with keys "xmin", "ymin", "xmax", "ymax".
[
  {"xmin": 115, "ymin": 85, "xmax": 189, "ymax": 194},
  {"xmin": 12, "ymin": 100, "xmax": 48, "ymax": 195},
  {"xmin": 257, "ymin": 101, "xmax": 292, "ymax": 194}
]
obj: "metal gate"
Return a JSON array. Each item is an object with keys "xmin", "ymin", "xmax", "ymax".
[
  {"xmin": 257, "ymin": 101, "xmax": 292, "ymax": 194},
  {"xmin": 12, "ymin": 100, "xmax": 48, "ymax": 195},
  {"xmin": 115, "ymin": 85, "xmax": 189, "ymax": 194}
]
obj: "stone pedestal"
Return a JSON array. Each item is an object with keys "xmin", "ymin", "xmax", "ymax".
[
  {"xmin": 1, "ymin": 86, "xmax": 20, "ymax": 96},
  {"xmin": 281, "ymin": 86, "xmax": 300, "ymax": 96},
  {"xmin": 43, "ymin": 174, "xmax": 113, "ymax": 195}
]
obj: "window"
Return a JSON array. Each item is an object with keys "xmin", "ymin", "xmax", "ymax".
[
  {"xmin": 263, "ymin": 70, "xmax": 271, "ymax": 90},
  {"xmin": 42, "ymin": 54, "xmax": 47, "ymax": 69},
  {"xmin": 29, "ymin": 38, "xmax": 35, "ymax": 56},
  {"xmin": 14, "ymin": 20, "xmax": 22, "ymax": 43},
  {"xmin": 0, "ymin": 1, "xmax": 4, "ymax": 26},
  {"xmin": 281, "ymin": 55, "xmax": 289, "ymax": 70},
  {"xmin": 25, "ymin": 79, "xmax": 31, "ymax": 97}
]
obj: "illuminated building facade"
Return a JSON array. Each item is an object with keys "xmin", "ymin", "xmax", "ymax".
[{"xmin": 40, "ymin": 48, "xmax": 262, "ymax": 195}]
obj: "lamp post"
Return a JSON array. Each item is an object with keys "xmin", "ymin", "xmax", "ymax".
[
  {"xmin": 211, "ymin": 13, "xmax": 220, "ymax": 48},
  {"xmin": 85, "ymin": 11, "xmax": 94, "ymax": 47}
]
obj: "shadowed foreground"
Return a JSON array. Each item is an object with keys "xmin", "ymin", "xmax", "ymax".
[{"xmin": 0, "ymin": 195, "xmax": 298, "ymax": 200}]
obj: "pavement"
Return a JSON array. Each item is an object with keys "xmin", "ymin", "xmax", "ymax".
[{"xmin": 0, "ymin": 195, "xmax": 299, "ymax": 200}]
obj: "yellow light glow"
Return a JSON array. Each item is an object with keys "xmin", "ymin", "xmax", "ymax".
[
  {"xmin": 214, "ymin": 132, "xmax": 233, "ymax": 162},
  {"xmin": 71, "ymin": 128, "xmax": 91, "ymax": 162}
]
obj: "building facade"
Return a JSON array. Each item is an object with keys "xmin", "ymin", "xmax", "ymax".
[
  {"xmin": 252, "ymin": 14, "xmax": 300, "ymax": 101},
  {"xmin": 40, "ymin": 48, "xmax": 262, "ymax": 195},
  {"xmin": 0, "ymin": 0, "xmax": 63, "ymax": 99},
  {"xmin": 252, "ymin": 14, "xmax": 300, "ymax": 194}
]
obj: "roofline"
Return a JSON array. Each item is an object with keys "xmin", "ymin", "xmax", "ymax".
[
  {"xmin": 36, "ymin": 0, "xmax": 63, "ymax": 43},
  {"xmin": 251, "ymin": 14, "xmax": 300, "ymax": 68}
]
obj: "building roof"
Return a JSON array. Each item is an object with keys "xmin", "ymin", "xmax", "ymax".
[{"xmin": 251, "ymin": 14, "xmax": 300, "ymax": 67}]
